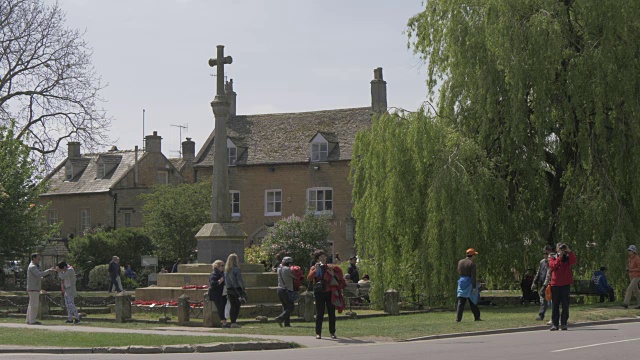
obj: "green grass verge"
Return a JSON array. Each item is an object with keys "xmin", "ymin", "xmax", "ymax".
[
  {"xmin": 0, "ymin": 327, "xmax": 259, "ymax": 347},
  {"xmin": 211, "ymin": 303, "xmax": 640, "ymax": 340}
]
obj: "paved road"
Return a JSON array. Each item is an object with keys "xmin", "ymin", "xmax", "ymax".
[{"xmin": 2, "ymin": 322, "xmax": 640, "ymax": 359}]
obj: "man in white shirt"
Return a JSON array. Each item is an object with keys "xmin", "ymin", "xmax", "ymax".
[{"xmin": 26, "ymin": 254, "xmax": 55, "ymax": 325}]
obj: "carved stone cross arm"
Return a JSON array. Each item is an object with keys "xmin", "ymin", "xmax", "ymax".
[{"xmin": 208, "ymin": 45, "xmax": 233, "ymax": 97}]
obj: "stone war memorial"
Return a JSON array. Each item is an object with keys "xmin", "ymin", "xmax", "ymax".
[{"xmin": 135, "ymin": 45, "xmax": 281, "ymax": 324}]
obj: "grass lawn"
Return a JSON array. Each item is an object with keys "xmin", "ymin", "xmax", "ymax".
[
  {"xmin": 0, "ymin": 327, "xmax": 261, "ymax": 348},
  {"xmin": 212, "ymin": 303, "xmax": 640, "ymax": 340}
]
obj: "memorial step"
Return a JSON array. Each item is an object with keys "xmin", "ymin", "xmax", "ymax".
[
  {"xmin": 135, "ymin": 286, "xmax": 281, "ymax": 303},
  {"xmin": 156, "ymin": 272, "xmax": 277, "ymax": 288},
  {"xmin": 177, "ymin": 263, "xmax": 265, "ymax": 274}
]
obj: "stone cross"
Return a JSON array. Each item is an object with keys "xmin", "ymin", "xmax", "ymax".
[{"xmin": 208, "ymin": 45, "xmax": 233, "ymax": 98}]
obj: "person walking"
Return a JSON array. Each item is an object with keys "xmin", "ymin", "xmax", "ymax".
[
  {"xmin": 224, "ymin": 253, "xmax": 245, "ymax": 328},
  {"xmin": 208, "ymin": 260, "xmax": 228, "ymax": 328},
  {"xmin": 456, "ymin": 248, "xmax": 481, "ymax": 322},
  {"xmin": 532, "ymin": 245, "xmax": 552, "ymax": 320},
  {"xmin": 307, "ymin": 250, "xmax": 347, "ymax": 339},
  {"xmin": 26, "ymin": 253, "xmax": 55, "ymax": 325},
  {"xmin": 622, "ymin": 245, "xmax": 640, "ymax": 309},
  {"xmin": 548, "ymin": 243, "xmax": 577, "ymax": 331},
  {"xmin": 108, "ymin": 256, "xmax": 122, "ymax": 293},
  {"xmin": 275, "ymin": 257, "xmax": 296, "ymax": 327},
  {"xmin": 124, "ymin": 265, "xmax": 136, "ymax": 280},
  {"xmin": 56, "ymin": 261, "xmax": 79, "ymax": 324}
]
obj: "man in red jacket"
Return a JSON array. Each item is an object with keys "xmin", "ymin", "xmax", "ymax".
[{"xmin": 548, "ymin": 243, "xmax": 577, "ymax": 331}]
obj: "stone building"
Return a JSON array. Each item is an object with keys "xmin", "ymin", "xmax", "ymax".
[
  {"xmin": 39, "ymin": 132, "xmax": 186, "ymax": 237},
  {"xmin": 191, "ymin": 68, "xmax": 387, "ymax": 258}
]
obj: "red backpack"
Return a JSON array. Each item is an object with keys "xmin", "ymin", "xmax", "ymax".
[{"xmin": 290, "ymin": 265, "xmax": 304, "ymax": 291}]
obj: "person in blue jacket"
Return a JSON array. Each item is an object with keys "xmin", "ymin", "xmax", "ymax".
[{"xmin": 591, "ymin": 266, "xmax": 615, "ymax": 303}]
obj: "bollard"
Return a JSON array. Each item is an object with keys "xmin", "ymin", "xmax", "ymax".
[
  {"xmin": 37, "ymin": 293, "xmax": 50, "ymax": 320},
  {"xmin": 177, "ymin": 294, "xmax": 190, "ymax": 325},
  {"xmin": 298, "ymin": 291, "xmax": 315, "ymax": 322},
  {"xmin": 114, "ymin": 294, "xmax": 132, "ymax": 323},
  {"xmin": 384, "ymin": 289, "xmax": 400, "ymax": 315},
  {"xmin": 203, "ymin": 294, "xmax": 221, "ymax": 327}
]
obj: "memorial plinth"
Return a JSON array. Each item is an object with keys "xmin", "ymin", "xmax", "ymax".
[{"xmin": 195, "ymin": 222, "xmax": 247, "ymax": 264}]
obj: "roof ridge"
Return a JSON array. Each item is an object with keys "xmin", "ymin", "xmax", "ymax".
[{"xmin": 233, "ymin": 106, "xmax": 371, "ymax": 118}]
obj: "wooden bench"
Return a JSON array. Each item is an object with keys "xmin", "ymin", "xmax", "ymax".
[{"xmin": 571, "ymin": 279, "xmax": 600, "ymax": 296}]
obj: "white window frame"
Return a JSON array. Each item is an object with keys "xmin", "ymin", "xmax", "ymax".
[
  {"xmin": 230, "ymin": 190, "xmax": 240, "ymax": 217},
  {"xmin": 227, "ymin": 138, "xmax": 237, "ymax": 166},
  {"xmin": 156, "ymin": 170, "xmax": 169, "ymax": 184},
  {"xmin": 264, "ymin": 189, "xmax": 282, "ymax": 216},
  {"xmin": 79, "ymin": 208, "xmax": 91, "ymax": 232},
  {"xmin": 97, "ymin": 162, "xmax": 106, "ymax": 178},
  {"xmin": 47, "ymin": 209, "xmax": 59, "ymax": 226},
  {"xmin": 123, "ymin": 211, "xmax": 132, "ymax": 228},
  {"xmin": 307, "ymin": 187, "xmax": 333, "ymax": 214},
  {"xmin": 310, "ymin": 142, "xmax": 328, "ymax": 162}
]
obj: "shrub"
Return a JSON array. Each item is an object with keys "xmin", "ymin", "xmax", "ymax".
[
  {"xmin": 121, "ymin": 276, "xmax": 139, "ymax": 290},
  {"xmin": 245, "ymin": 245, "xmax": 269, "ymax": 268},
  {"xmin": 260, "ymin": 210, "xmax": 330, "ymax": 271},
  {"xmin": 88, "ymin": 264, "xmax": 123, "ymax": 291}
]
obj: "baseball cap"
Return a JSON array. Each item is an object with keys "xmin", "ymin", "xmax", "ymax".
[
  {"xmin": 466, "ymin": 248, "xmax": 479, "ymax": 256},
  {"xmin": 628, "ymin": 245, "xmax": 638, "ymax": 254}
]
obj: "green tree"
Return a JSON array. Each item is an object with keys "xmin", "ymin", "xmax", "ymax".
[
  {"xmin": 67, "ymin": 228, "xmax": 155, "ymax": 273},
  {"xmin": 260, "ymin": 210, "xmax": 331, "ymax": 271},
  {"xmin": 140, "ymin": 180, "xmax": 211, "ymax": 262},
  {"xmin": 0, "ymin": 122, "xmax": 52, "ymax": 261}
]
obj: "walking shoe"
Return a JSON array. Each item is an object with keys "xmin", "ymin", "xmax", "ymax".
[
  {"xmin": 474, "ymin": 318, "xmax": 483, "ymax": 321},
  {"xmin": 29, "ymin": 321, "xmax": 42, "ymax": 325},
  {"xmin": 65, "ymin": 320, "xmax": 73, "ymax": 323},
  {"xmin": 230, "ymin": 323, "xmax": 242, "ymax": 328},
  {"xmin": 546, "ymin": 320, "xmax": 553, "ymax": 325},
  {"xmin": 330, "ymin": 334, "xmax": 337, "ymax": 339},
  {"xmin": 275, "ymin": 317, "xmax": 283, "ymax": 327},
  {"xmin": 222, "ymin": 323, "xmax": 231, "ymax": 328},
  {"xmin": 316, "ymin": 334, "xmax": 321, "ymax": 339},
  {"xmin": 561, "ymin": 326, "xmax": 567, "ymax": 331},
  {"xmin": 535, "ymin": 315, "xmax": 544, "ymax": 321},
  {"xmin": 73, "ymin": 319, "xmax": 80, "ymax": 324},
  {"xmin": 549, "ymin": 326, "xmax": 559, "ymax": 331},
  {"xmin": 455, "ymin": 319, "xmax": 461, "ymax": 322}
]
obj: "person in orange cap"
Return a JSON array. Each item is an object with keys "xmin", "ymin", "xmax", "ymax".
[{"xmin": 456, "ymin": 248, "xmax": 481, "ymax": 322}]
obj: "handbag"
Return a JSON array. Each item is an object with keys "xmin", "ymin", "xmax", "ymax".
[{"xmin": 544, "ymin": 285, "xmax": 552, "ymax": 301}]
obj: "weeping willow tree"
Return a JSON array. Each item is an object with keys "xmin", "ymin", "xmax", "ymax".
[{"xmin": 352, "ymin": 0, "xmax": 640, "ymax": 303}]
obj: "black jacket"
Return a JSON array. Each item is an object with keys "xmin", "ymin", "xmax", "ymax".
[{"xmin": 208, "ymin": 268, "xmax": 225, "ymax": 300}]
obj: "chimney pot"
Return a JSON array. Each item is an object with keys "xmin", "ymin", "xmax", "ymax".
[
  {"xmin": 226, "ymin": 79, "xmax": 237, "ymax": 116},
  {"xmin": 182, "ymin": 138, "xmax": 196, "ymax": 161}
]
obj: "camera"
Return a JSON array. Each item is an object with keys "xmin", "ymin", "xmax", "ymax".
[{"xmin": 560, "ymin": 245, "xmax": 567, "ymax": 251}]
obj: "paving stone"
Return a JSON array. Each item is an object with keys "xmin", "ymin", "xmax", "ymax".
[
  {"xmin": 194, "ymin": 343, "xmax": 232, "ymax": 352},
  {"xmin": 61, "ymin": 348, "xmax": 93, "ymax": 354},
  {"xmin": 92, "ymin": 347, "xmax": 110, "ymax": 353},
  {"xmin": 108, "ymin": 346, "xmax": 130, "ymax": 353}
]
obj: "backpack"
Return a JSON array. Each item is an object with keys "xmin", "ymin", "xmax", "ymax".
[{"xmin": 290, "ymin": 265, "xmax": 304, "ymax": 291}]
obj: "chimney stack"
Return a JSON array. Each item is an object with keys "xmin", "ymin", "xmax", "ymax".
[
  {"xmin": 182, "ymin": 137, "xmax": 195, "ymax": 161},
  {"xmin": 67, "ymin": 142, "xmax": 81, "ymax": 158},
  {"xmin": 225, "ymin": 79, "xmax": 237, "ymax": 116},
  {"xmin": 371, "ymin": 67, "xmax": 387, "ymax": 114},
  {"xmin": 145, "ymin": 131, "xmax": 162, "ymax": 153}
]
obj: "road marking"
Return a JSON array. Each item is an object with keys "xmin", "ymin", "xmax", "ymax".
[{"xmin": 551, "ymin": 338, "xmax": 640, "ymax": 352}]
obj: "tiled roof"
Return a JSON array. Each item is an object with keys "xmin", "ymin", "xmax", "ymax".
[
  {"xmin": 169, "ymin": 158, "xmax": 186, "ymax": 172},
  {"xmin": 194, "ymin": 107, "xmax": 373, "ymax": 167},
  {"xmin": 41, "ymin": 150, "xmax": 145, "ymax": 196}
]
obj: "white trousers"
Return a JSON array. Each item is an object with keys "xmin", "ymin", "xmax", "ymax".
[{"xmin": 26, "ymin": 292, "xmax": 40, "ymax": 324}]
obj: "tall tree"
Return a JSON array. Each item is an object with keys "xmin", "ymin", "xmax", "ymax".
[
  {"xmin": 407, "ymin": 0, "xmax": 640, "ymax": 271},
  {"xmin": 140, "ymin": 180, "xmax": 211, "ymax": 262},
  {"xmin": 0, "ymin": 122, "xmax": 52, "ymax": 261},
  {"xmin": 0, "ymin": 0, "xmax": 109, "ymax": 167}
]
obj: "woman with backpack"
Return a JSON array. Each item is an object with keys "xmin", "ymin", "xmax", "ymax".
[
  {"xmin": 307, "ymin": 250, "xmax": 347, "ymax": 339},
  {"xmin": 275, "ymin": 257, "xmax": 297, "ymax": 327}
]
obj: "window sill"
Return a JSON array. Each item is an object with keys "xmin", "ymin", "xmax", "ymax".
[
  {"xmin": 264, "ymin": 213, "xmax": 282, "ymax": 217},
  {"xmin": 314, "ymin": 211, "xmax": 334, "ymax": 218},
  {"xmin": 231, "ymin": 215, "xmax": 241, "ymax": 222}
]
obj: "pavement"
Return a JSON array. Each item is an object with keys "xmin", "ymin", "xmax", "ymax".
[{"xmin": 0, "ymin": 317, "xmax": 639, "ymax": 356}]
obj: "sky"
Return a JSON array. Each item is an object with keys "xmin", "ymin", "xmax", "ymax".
[{"xmin": 58, "ymin": 0, "xmax": 429, "ymax": 158}]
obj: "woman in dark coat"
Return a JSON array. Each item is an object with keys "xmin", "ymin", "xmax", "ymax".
[{"xmin": 208, "ymin": 260, "xmax": 228, "ymax": 328}]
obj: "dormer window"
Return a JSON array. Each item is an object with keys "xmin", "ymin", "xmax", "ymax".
[
  {"xmin": 310, "ymin": 133, "xmax": 329, "ymax": 162},
  {"xmin": 97, "ymin": 162, "xmax": 106, "ymax": 179},
  {"xmin": 227, "ymin": 138, "xmax": 237, "ymax": 166},
  {"xmin": 65, "ymin": 164, "xmax": 73, "ymax": 180}
]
